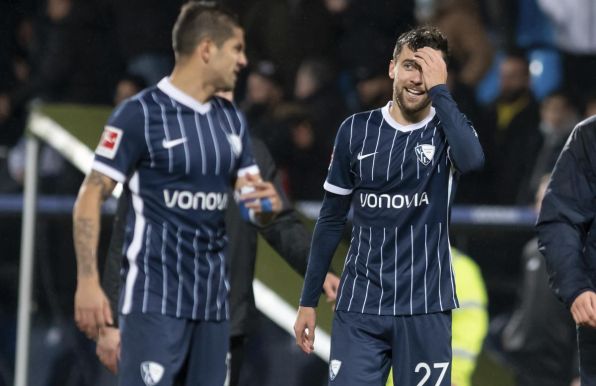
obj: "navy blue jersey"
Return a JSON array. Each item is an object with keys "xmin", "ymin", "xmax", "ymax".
[
  {"xmin": 93, "ymin": 78, "xmax": 258, "ymax": 321},
  {"xmin": 301, "ymin": 85, "xmax": 484, "ymax": 316}
]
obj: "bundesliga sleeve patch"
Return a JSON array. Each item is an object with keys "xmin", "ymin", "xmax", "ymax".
[{"xmin": 96, "ymin": 126, "xmax": 123, "ymax": 159}]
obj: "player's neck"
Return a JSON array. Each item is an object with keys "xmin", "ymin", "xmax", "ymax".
[
  {"xmin": 169, "ymin": 65, "xmax": 216, "ymax": 104},
  {"xmin": 389, "ymin": 102, "xmax": 431, "ymax": 126}
]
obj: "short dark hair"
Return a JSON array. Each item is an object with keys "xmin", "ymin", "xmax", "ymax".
[
  {"xmin": 172, "ymin": 1, "xmax": 240, "ymax": 58},
  {"xmin": 392, "ymin": 26, "xmax": 449, "ymax": 61}
]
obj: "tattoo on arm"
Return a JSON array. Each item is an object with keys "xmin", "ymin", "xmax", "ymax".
[
  {"xmin": 86, "ymin": 170, "xmax": 114, "ymax": 201},
  {"xmin": 74, "ymin": 217, "xmax": 97, "ymax": 277}
]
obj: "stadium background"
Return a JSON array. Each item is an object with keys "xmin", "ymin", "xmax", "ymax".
[{"xmin": 1, "ymin": 0, "xmax": 594, "ymax": 385}]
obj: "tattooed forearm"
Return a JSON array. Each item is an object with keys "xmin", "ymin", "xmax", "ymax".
[
  {"xmin": 86, "ymin": 170, "xmax": 114, "ymax": 201},
  {"xmin": 74, "ymin": 217, "xmax": 98, "ymax": 277}
]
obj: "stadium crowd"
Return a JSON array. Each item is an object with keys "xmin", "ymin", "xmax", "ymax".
[{"xmin": 1, "ymin": 0, "xmax": 595, "ymax": 385}]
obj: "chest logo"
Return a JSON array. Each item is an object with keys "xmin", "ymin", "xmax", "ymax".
[
  {"xmin": 357, "ymin": 151, "xmax": 377, "ymax": 161},
  {"xmin": 162, "ymin": 137, "xmax": 187, "ymax": 149},
  {"xmin": 227, "ymin": 134, "xmax": 242, "ymax": 157},
  {"xmin": 140, "ymin": 361, "xmax": 164, "ymax": 386},
  {"xmin": 415, "ymin": 144, "xmax": 435, "ymax": 165}
]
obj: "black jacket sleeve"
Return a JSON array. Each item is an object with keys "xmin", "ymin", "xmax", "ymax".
[
  {"xmin": 102, "ymin": 193, "xmax": 129, "ymax": 327},
  {"xmin": 536, "ymin": 118, "xmax": 596, "ymax": 306},
  {"xmin": 252, "ymin": 138, "xmax": 312, "ymax": 276},
  {"xmin": 429, "ymin": 84, "xmax": 485, "ymax": 174}
]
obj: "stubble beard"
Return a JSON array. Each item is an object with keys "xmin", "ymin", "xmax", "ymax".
[{"xmin": 395, "ymin": 85, "xmax": 431, "ymax": 119}]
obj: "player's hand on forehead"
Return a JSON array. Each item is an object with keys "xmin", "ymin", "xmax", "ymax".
[{"xmin": 413, "ymin": 46, "xmax": 447, "ymax": 90}]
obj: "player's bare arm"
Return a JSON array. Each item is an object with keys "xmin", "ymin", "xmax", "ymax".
[
  {"xmin": 571, "ymin": 290, "xmax": 596, "ymax": 328},
  {"xmin": 294, "ymin": 306, "xmax": 317, "ymax": 354},
  {"xmin": 413, "ymin": 47, "xmax": 448, "ymax": 90},
  {"xmin": 73, "ymin": 170, "xmax": 116, "ymax": 339}
]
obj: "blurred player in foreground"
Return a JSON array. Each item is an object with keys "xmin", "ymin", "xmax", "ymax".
[{"xmin": 73, "ymin": 3, "xmax": 280, "ymax": 385}]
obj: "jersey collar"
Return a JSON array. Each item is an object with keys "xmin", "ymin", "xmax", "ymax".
[
  {"xmin": 157, "ymin": 77, "xmax": 212, "ymax": 114},
  {"xmin": 381, "ymin": 101, "xmax": 436, "ymax": 132}
]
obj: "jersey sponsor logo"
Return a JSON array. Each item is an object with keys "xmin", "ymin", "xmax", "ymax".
[
  {"xmin": 415, "ymin": 144, "xmax": 435, "ymax": 165},
  {"xmin": 96, "ymin": 126, "xmax": 123, "ymax": 159},
  {"xmin": 359, "ymin": 192, "xmax": 429, "ymax": 209},
  {"xmin": 163, "ymin": 189, "xmax": 228, "ymax": 211},
  {"xmin": 226, "ymin": 133, "xmax": 242, "ymax": 157},
  {"xmin": 140, "ymin": 361, "xmax": 164, "ymax": 386},
  {"xmin": 356, "ymin": 151, "xmax": 377, "ymax": 161},
  {"xmin": 329, "ymin": 359, "xmax": 342, "ymax": 381},
  {"xmin": 162, "ymin": 137, "xmax": 187, "ymax": 149}
]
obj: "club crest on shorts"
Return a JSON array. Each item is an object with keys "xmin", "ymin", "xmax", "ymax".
[
  {"xmin": 226, "ymin": 134, "xmax": 242, "ymax": 158},
  {"xmin": 415, "ymin": 144, "xmax": 435, "ymax": 166},
  {"xmin": 140, "ymin": 361, "xmax": 164, "ymax": 386},
  {"xmin": 329, "ymin": 359, "xmax": 342, "ymax": 381}
]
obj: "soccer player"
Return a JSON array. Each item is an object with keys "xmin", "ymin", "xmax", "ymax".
[
  {"xmin": 72, "ymin": 3, "xmax": 279, "ymax": 386},
  {"xmin": 536, "ymin": 116, "xmax": 596, "ymax": 386},
  {"xmin": 95, "ymin": 134, "xmax": 340, "ymax": 384},
  {"xmin": 294, "ymin": 26, "xmax": 484, "ymax": 386}
]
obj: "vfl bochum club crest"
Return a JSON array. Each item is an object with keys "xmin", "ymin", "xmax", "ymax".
[
  {"xmin": 329, "ymin": 359, "xmax": 342, "ymax": 381},
  {"xmin": 140, "ymin": 361, "xmax": 164, "ymax": 386},
  {"xmin": 415, "ymin": 144, "xmax": 435, "ymax": 166}
]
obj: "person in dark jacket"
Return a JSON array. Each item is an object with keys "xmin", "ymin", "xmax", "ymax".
[
  {"xmin": 536, "ymin": 115, "xmax": 596, "ymax": 386},
  {"xmin": 96, "ymin": 136, "xmax": 339, "ymax": 386}
]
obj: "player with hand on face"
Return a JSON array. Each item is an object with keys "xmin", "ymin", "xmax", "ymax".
[{"xmin": 295, "ymin": 26, "xmax": 483, "ymax": 386}]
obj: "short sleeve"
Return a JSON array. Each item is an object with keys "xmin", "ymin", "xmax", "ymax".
[
  {"xmin": 323, "ymin": 116, "xmax": 355, "ymax": 195},
  {"xmin": 229, "ymin": 103, "xmax": 259, "ymax": 177},
  {"xmin": 92, "ymin": 98, "xmax": 147, "ymax": 183}
]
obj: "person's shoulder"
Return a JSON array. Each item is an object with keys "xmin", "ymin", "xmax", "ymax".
[
  {"xmin": 108, "ymin": 88, "xmax": 155, "ymax": 129},
  {"xmin": 576, "ymin": 115, "xmax": 596, "ymax": 131},
  {"xmin": 568, "ymin": 115, "xmax": 596, "ymax": 145}
]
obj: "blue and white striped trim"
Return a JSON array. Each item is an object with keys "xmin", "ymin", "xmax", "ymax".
[
  {"xmin": 91, "ymin": 160, "xmax": 126, "ymax": 183},
  {"xmin": 122, "ymin": 172, "xmax": 144, "ymax": 314},
  {"xmin": 323, "ymin": 181, "xmax": 353, "ymax": 195}
]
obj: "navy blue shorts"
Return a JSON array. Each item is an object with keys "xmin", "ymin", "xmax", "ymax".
[
  {"xmin": 119, "ymin": 313, "xmax": 229, "ymax": 386},
  {"xmin": 328, "ymin": 311, "xmax": 451, "ymax": 386},
  {"xmin": 579, "ymin": 325, "xmax": 596, "ymax": 386}
]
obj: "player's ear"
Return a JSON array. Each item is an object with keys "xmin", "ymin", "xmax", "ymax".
[
  {"xmin": 388, "ymin": 60, "xmax": 396, "ymax": 80},
  {"xmin": 196, "ymin": 38, "xmax": 214, "ymax": 63}
]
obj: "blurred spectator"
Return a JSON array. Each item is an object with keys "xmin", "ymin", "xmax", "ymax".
[
  {"xmin": 242, "ymin": 0, "xmax": 336, "ymax": 93},
  {"xmin": 478, "ymin": 50, "xmax": 541, "ymax": 205},
  {"xmin": 241, "ymin": 60, "xmax": 285, "ymax": 141},
  {"xmin": 478, "ymin": 0, "xmax": 518, "ymax": 48},
  {"xmin": 519, "ymin": 90, "xmax": 578, "ymax": 202},
  {"xmin": 498, "ymin": 175, "xmax": 578, "ymax": 386},
  {"xmin": 414, "ymin": 0, "xmax": 492, "ymax": 128},
  {"xmin": 103, "ymin": 0, "xmax": 182, "ymax": 85},
  {"xmin": 584, "ymin": 92, "xmax": 596, "ymax": 118},
  {"xmin": 415, "ymin": 0, "xmax": 494, "ymax": 88},
  {"xmin": 294, "ymin": 57, "xmax": 347, "ymax": 149},
  {"xmin": 11, "ymin": 0, "xmax": 120, "ymax": 107},
  {"xmin": 112, "ymin": 73, "xmax": 146, "ymax": 106},
  {"xmin": 537, "ymin": 0, "xmax": 596, "ymax": 105},
  {"xmin": 328, "ymin": 0, "xmax": 414, "ymax": 111},
  {"xmin": 274, "ymin": 108, "xmax": 329, "ymax": 201}
]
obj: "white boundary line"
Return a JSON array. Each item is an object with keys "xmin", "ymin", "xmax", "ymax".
[
  {"xmin": 28, "ymin": 110, "xmax": 122, "ymax": 197},
  {"xmin": 253, "ymin": 279, "xmax": 330, "ymax": 362}
]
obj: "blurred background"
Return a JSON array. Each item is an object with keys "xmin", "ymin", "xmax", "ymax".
[{"xmin": 1, "ymin": 0, "xmax": 594, "ymax": 385}]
